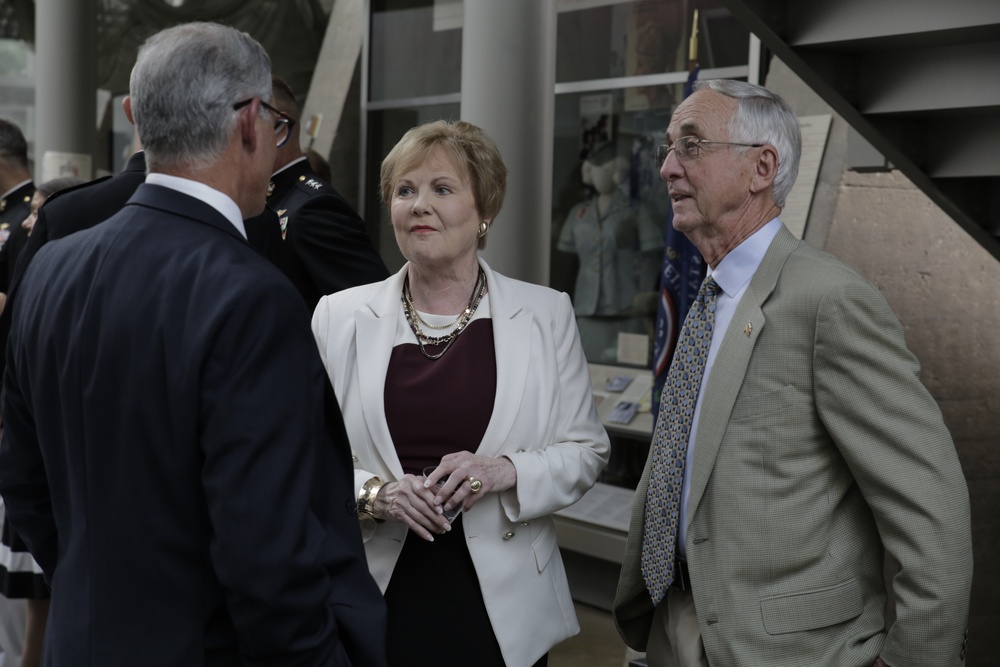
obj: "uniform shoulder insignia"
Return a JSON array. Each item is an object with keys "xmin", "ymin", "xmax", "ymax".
[
  {"xmin": 304, "ymin": 178, "xmax": 324, "ymax": 190},
  {"xmin": 277, "ymin": 209, "xmax": 289, "ymax": 239}
]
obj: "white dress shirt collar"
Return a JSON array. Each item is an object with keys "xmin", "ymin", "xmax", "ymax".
[
  {"xmin": 271, "ymin": 155, "xmax": 308, "ymax": 178},
  {"xmin": 145, "ymin": 173, "xmax": 247, "ymax": 239},
  {"xmin": 708, "ymin": 216, "xmax": 782, "ymax": 298}
]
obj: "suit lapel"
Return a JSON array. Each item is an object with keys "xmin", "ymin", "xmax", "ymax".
[
  {"xmin": 687, "ymin": 226, "xmax": 800, "ymax": 518},
  {"xmin": 473, "ymin": 260, "xmax": 532, "ymax": 459},
  {"xmin": 355, "ymin": 268, "xmax": 408, "ymax": 480}
]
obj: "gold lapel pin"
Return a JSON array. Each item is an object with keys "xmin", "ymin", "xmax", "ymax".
[{"xmin": 744, "ymin": 322, "xmax": 753, "ymax": 337}]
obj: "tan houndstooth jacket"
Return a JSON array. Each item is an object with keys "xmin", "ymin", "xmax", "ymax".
[{"xmin": 614, "ymin": 225, "xmax": 972, "ymax": 667}]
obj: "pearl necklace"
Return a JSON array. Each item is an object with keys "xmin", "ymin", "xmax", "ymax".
[{"xmin": 402, "ymin": 268, "xmax": 487, "ymax": 360}]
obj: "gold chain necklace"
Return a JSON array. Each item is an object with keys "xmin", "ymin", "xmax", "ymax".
[
  {"xmin": 402, "ymin": 267, "xmax": 487, "ymax": 360},
  {"xmin": 413, "ymin": 309, "xmax": 462, "ymax": 330}
]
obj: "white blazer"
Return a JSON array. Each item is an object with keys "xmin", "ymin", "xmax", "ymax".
[{"xmin": 312, "ymin": 258, "xmax": 610, "ymax": 667}]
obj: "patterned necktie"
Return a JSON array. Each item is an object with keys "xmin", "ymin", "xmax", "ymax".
[{"xmin": 641, "ymin": 275, "xmax": 720, "ymax": 605}]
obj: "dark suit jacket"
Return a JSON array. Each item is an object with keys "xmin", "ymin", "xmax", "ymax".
[
  {"xmin": 0, "ymin": 184, "xmax": 387, "ymax": 667},
  {"xmin": 0, "ymin": 153, "xmax": 147, "ymax": 378},
  {"xmin": 248, "ymin": 159, "xmax": 388, "ymax": 312}
]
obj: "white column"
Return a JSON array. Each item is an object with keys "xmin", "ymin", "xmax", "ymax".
[
  {"xmin": 461, "ymin": 0, "xmax": 556, "ymax": 286},
  {"xmin": 35, "ymin": 0, "xmax": 97, "ymax": 181},
  {"xmin": 303, "ymin": 0, "xmax": 364, "ymax": 160}
]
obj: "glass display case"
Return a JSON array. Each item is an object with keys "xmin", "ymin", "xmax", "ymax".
[
  {"xmin": 549, "ymin": 7, "xmax": 750, "ymax": 559},
  {"xmin": 551, "ymin": 0, "xmax": 749, "ymax": 374}
]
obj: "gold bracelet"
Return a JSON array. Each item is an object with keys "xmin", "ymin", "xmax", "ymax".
[{"xmin": 357, "ymin": 476, "xmax": 384, "ymax": 520}]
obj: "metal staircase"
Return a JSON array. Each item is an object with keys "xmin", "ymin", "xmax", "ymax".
[{"xmin": 720, "ymin": 0, "xmax": 1000, "ymax": 261}]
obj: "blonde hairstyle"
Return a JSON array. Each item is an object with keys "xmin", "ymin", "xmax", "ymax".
[{"xmin": 380, "ymin": 120, "xmax": 507, "ymax": 250}]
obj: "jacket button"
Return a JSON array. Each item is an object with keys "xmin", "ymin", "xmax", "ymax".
[
  {"xmin": 520, "ymin": 521, "xmax": 529, "ymax": 526},
  {"xmin": 502, "ymin": 531, "xmax": 515, "ymax": 540},
  {"xmin": 351, "ymin": 454, "xmax": 359, "ymax": 463}
]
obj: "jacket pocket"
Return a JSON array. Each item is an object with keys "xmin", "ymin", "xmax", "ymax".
[
  {"xmin": 760, "ymin": 578, "xmax": 863, "ymax": 635},
  {"xmin": 730, "ymin": 384, "xmax": 797, "ymax": 421},
  {"xmin": 531, "ymin": 525, "xmax": 558, "ymax": 573}
]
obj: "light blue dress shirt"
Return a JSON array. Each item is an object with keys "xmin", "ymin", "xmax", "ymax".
[{"xmin": 678, "ymin": 217, "xmax": 782, "ymax": 558}]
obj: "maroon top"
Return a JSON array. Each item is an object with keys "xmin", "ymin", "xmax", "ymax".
[{"xmin": 384, "ymin": 319, "xmax": 498, "ymax": 475}]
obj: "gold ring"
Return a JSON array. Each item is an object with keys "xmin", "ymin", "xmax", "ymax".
[{"xmin": 468, "ymin": 477, "xmax": 483, "ymax": 493}]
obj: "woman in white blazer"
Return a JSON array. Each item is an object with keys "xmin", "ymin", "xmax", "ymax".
[{"xmin": 312, "ymin": 120, "xmax": 609, "ymax": 667}]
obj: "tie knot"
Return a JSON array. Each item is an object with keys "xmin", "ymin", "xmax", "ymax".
[{"xmin": 702, "ymin": 276, "xmax": 720, "ymax": 297}]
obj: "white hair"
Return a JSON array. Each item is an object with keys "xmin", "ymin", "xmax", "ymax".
[{"xmin": 694, "ymin": 79, "xmax": 802, "ymax": 208}]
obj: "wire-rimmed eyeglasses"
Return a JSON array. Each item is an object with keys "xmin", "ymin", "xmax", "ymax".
[
  {"xmin": 655, "ymin": 136, "xmax": 763, "ymax": 165},
  {"xmin": 233, "ymin": 98, "xmax": 296, "ymax": 148}
]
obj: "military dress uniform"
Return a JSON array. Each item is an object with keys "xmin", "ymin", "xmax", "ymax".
[
  {"xmin": 558, "ymin": 189, "xmax": 662, "ymax": 362},
  {"xmin": 0, "ymin": 179, "xmax": 38, "ymax": 667},
  {"xmin": 248, "ymin": 157, "xmax": 388, "ymax": 312},
  {"xmin": 0, "ymin": 180, "xmax": 34, "ymax": 294}
]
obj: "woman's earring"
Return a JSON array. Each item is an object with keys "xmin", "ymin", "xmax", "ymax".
[{"xmin": 478, "ymin": 220, "xmax": 489, "ymax": 238}]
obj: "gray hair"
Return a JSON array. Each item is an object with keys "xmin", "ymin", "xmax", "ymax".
[
  {"xmin": 36, "ymin": 176, "xmax": 88, "ymax": 200},
  {"xmin": 130, "ymin": 22, "xmax": 272, "ymax": 172},
  {"xmin": 694, "ymin": 79, "xmax": 802, "ymax": 208}
]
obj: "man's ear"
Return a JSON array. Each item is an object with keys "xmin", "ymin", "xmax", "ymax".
[
  {"xmin": 238, "ymin": 98, "xmax": 260, "ymax": 151},
  {"xmin": 750, "ymin": 145, "xmax": 778, "ymax": 195},
  {"xmin": 122, "ymin": 96, "xmax": 135, "ymax": 126}
]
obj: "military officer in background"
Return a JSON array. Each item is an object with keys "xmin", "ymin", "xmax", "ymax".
[
  {"xmin": 0, "ymin": 119, "xmax": 35, "ymax": 301},
  {"xmin": 247, "ymin": 76, "xmax": 388, "ymax": 311}
]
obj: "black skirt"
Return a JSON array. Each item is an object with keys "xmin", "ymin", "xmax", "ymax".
[
  {"xmin": 384, "ymin": 513, "xmax": 506, "ymax": 665},
  {"xmin": 383, "ymin": 515, "xmax": 549, "ymax": 667}
]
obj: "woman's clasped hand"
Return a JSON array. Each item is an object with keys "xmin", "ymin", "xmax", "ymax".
[{"xmin": 373, "ymin": 453, "xmax": 517, "ymax": 541}]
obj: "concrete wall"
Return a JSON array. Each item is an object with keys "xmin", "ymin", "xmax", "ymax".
[
  {"xmin": 824, "ymin": 170, "xmax": 999, "ymax": 665},
  {"xmin": 768, "ymin": 59, "xmax": 999, "ymax": 666}
]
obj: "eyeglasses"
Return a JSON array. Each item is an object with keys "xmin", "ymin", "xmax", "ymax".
[
  {"xmin": 655, "ymin": 136, "xmax": 763, "ymax": 165},
  {"xmin": 233, "ymin": 98, "xmax": 296, "ymax": 148}
]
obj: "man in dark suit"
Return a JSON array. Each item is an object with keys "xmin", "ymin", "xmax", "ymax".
[
  {"xmin": 0, "ymin": 22, "xmax": 386, "ymax": 667},
  {"xmin": 246, "ymin": 76, "xmax": 388, "ymax": 312},
  {"xmin": 0, "ymin": 119, "xmax": 34, "ymax": 300}
]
